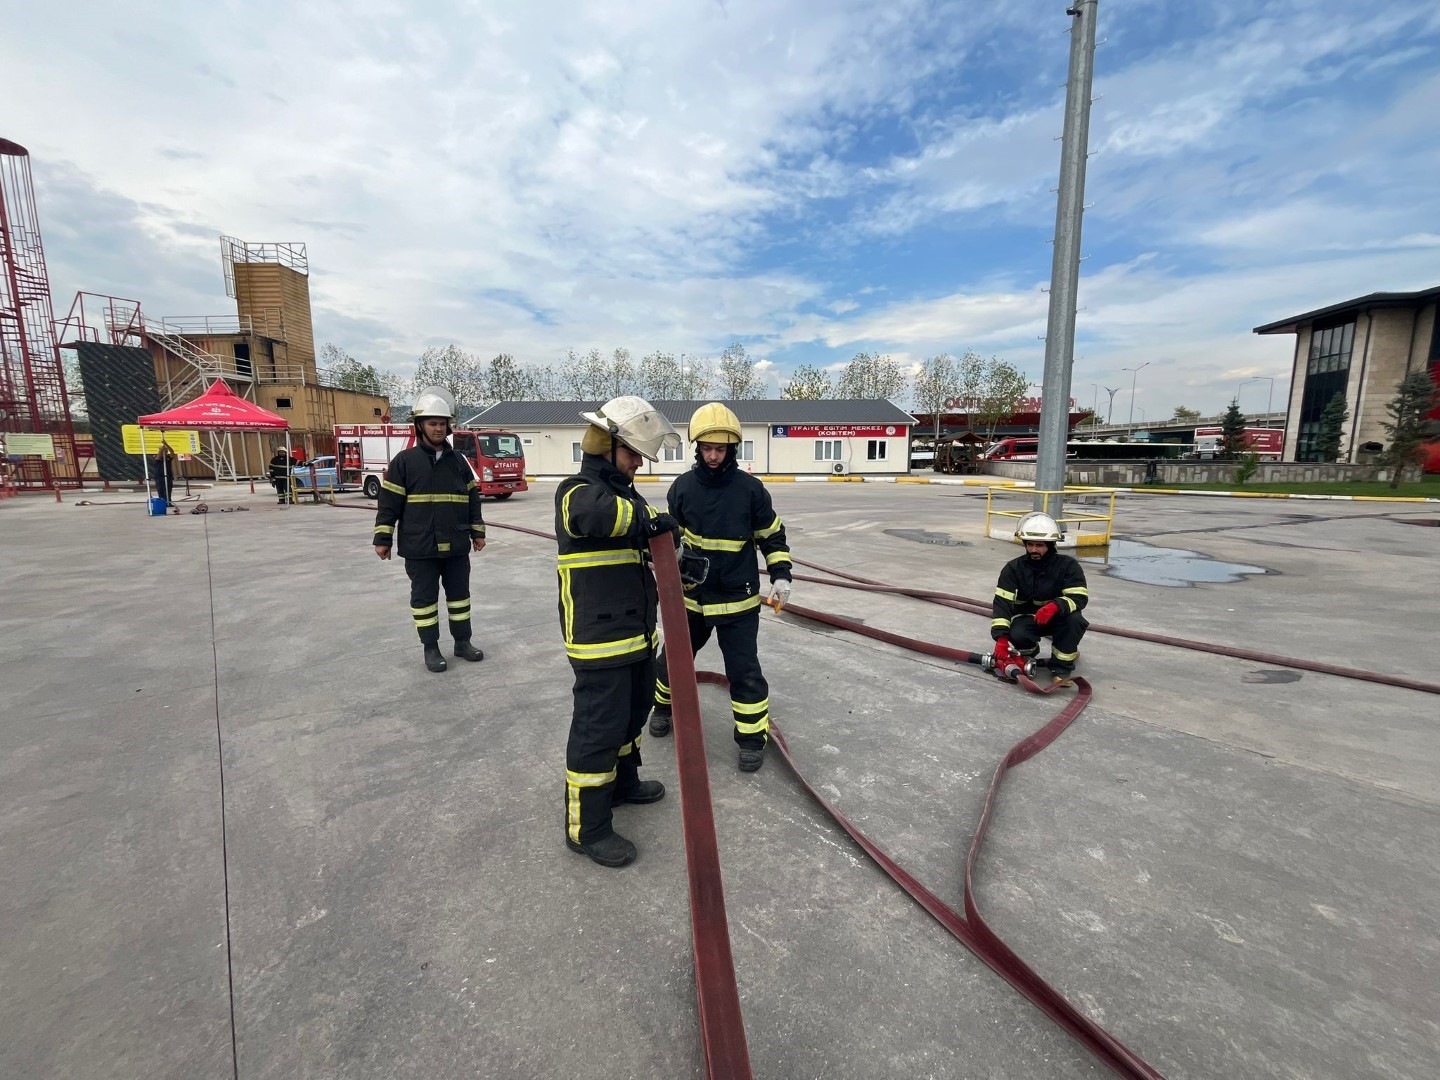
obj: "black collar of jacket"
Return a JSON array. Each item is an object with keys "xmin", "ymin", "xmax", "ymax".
[
  {"xmin": 580, "ymin": 452, "xmax": 636, "ymax": 492},
  {"xmin": 416, "ymin": 439, "xmax": 451, "ymax": 458},
  {"xmin": 693, "ymin": 449, "xmax": 738, "ymax": 488}
]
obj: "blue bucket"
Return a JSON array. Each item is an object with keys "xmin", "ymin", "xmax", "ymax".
[{"xmin": 149, "ymin": 497, "xmax": 169, "ymax": 516}]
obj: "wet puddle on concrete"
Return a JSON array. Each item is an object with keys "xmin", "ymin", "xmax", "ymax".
[
  {"xmin": 1081, "ymin": 539, "xmax": 1269, "ymax": 588},
  {"xmin": 884, "ymin": 528, "xmax": 972, "ymax": 547}
]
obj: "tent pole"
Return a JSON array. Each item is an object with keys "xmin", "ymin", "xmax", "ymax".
[{"xmin": 284, "ymin": 432, "xmax": 292, "ymax": 508}]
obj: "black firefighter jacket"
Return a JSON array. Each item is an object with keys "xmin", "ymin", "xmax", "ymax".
[
  {"xmin": 554, "ymin": 454, "xmax": 664, "ymax": 669},
  {"xmin": 991, "ymin": 550, "xmax": 1089, "ymax": 640},
  {"xmin": 668, "ymin": 460, "xmax": 792, "ymax": 622},
  {"xmin": 372, "ymin": 443, "xmax": 486, "ymax": 559}
]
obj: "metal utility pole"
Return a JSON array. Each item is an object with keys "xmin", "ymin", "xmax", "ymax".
[{"xmin": 1034, "ymin": 1, "xmax": 1099, "ymax": 521}]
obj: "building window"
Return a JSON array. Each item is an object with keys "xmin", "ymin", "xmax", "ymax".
[
  {"xmin": 1306, "ymin": 319, "xmax": 1354, "ymax": 375},
  {"xmin": 1297, "ymin": 318, "xmax": 1355, "ymax": 461},
  {"xmin": 372, "ymin": 407, "xmax": 382, "ymax": 417},
  {"xmin": 738, "ymin": 440, "xmax": 754, "ymax": 462},
  {"xmin": 662, "ymin": 443, "xmax": 685, "ymax": 462},
  {"xmin": 866, "ymin": 440, "xmax": 887, "ymax": 461},
  {"xmin": 572, "ymin": 442, "xmax": 583, "ymax": 463},
  {"xmin": 814, "ymin": 439, "xmax": 842, "ymax": 461},
  {"xmin": 275, "ymin": 397, "xmax": 293, "ymax": 409}
]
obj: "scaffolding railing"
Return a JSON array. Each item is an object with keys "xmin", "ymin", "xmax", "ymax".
[{"xmin": 984, "ymin": 484, "xmax": 1116, "ymax": 548}]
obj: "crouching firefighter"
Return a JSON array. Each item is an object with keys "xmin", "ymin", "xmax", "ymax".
[
  {"xmin": 557, "ymin": 395, "xmax": 684, "ymax": 868},
  {"xmin": 648, "ymin": 402, "xmax": 793, "ymax": 773},
  {"xmin": 373, "ymin": 387, "xmax": 487, "ymax": 673},
  {"xmin": 991, "ymin": 511, "xmax": 1089, "ymax": 685}
]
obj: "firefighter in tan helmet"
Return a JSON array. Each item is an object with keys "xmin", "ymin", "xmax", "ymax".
[
  {"xmin": 556, "ymin": 395, "xmax": 683, "ymax": 868},
  {"xmin": 648, "ymin": 402, "xmax": 792, "ymax": 773}
]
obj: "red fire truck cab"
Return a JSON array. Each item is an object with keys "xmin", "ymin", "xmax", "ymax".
[{"xmin": 336, "ymin": 424, "xmax": 529, "ymax": 499}]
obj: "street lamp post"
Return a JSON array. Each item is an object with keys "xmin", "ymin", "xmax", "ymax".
[
  {"xmin": 1122, "ymin": 362, "xmax": 1149, "ymax": 436},
  {"xmin": 1238, "ymin": 377, "xmax": 1275, "ymax": 420}
]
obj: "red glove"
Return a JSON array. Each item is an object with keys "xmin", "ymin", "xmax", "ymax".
[
  {"xmin": 1035, "ymin": 602, "xmax": 1062, "ymax": 627},
  {"xmin": 993, "ymin": 637, "xmax": 1013, "ymax": 664}
]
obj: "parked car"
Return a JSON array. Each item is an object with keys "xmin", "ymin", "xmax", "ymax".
[{"xmin": 290, "ymin": 455, "xmax": 345, "ymax": 492}]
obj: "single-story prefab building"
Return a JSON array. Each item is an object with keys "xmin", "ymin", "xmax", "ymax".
[{"xmin": 465, "ymin": 399, "xmax": 918, "ymax": 478}]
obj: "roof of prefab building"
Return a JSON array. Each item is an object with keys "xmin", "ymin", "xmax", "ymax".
[{"xmin": 464, "ymin": 399, "xmax": 919, "ymax": 427}]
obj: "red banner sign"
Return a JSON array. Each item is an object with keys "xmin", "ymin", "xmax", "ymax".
[{"xmin": 772, "ymin": 424, "xmax": 907, "ymax": 438}]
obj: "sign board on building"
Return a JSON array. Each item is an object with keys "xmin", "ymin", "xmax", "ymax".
[
  {"xmin": 942, "ymin": 396, "xmax": 1076, "ymax": 412},
  {"xmin": 121, "ymin": 426, "xmax": 201, "ymax": 455},
  {"xmin": 772, "ymin": 424, "xmax": 906, "ymax": 438},
  {"xmin": 5, "ymin": 433, "xmax": 56, "ymax": 459}
]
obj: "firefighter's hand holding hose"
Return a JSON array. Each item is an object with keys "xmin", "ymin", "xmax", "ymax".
[{"xmin": 766, "ymin": 579, "xmax": 792, "ymax": 612}]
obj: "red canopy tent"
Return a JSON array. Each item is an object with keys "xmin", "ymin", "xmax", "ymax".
[{"xmin": 137, "ymin": 380, "xmax": 290, "ymax": 510}]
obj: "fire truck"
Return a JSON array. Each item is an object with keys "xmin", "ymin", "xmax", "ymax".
[{"xmin": 335, "ymin": 424, "xmax": 529, "ymax": 499}]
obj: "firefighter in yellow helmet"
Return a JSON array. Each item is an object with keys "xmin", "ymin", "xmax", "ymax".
[
  {"xmin": 648, "ymin": 402, "xmax": 792, "ymax": 772},
  {"xmin": 557, "ymin": 395, "xmax": 683, "ymax": 868},
  {"xmin": 372, "ymin": 387, "xmax": 487, "ymax": 673},
  {"xmin": 990, "ymin": 512, "xmax": 1089, "ymax": 684}
]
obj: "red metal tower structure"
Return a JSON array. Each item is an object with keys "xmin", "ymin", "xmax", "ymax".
[{"xmin": 0, "ymin": 138, "xmax": 79, "ymax": 488}]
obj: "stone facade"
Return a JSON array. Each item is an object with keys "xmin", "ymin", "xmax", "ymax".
[{"xmin": 988, "ymin": 460, "xmax": 1423, "ymax": 486}]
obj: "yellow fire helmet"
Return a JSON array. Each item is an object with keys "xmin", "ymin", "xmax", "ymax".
[{"xmin": 688, "ymin": 401, "xmax": 742, "ymax": 445}]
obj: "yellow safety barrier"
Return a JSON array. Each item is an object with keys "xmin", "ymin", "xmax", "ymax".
[{"xmin": 984, "ymin": 483, "xmax": 1116, "ymax": 548}]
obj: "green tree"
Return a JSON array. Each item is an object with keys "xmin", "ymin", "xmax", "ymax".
[
  {"xmin": 1172, "ymin": 405, "xmax": 1201, "ymax": 420},
  {"xmin": 411, "ymin": 344, "xmax": 485, "ymax": 413},
  {"xmin": 1314, "ymin": 392, "xmax": 1349, "ymax": 463},
  {"xmin": 1379, "ymin": 371, "xmax": 1440, "ymax": 489},
  {"xmin": 836, "ymin": 351, "xmax": 906, "ymax": 401},
  {"xmin": 911, "ymin": 353, "xmax": 960, "ymax": 441},
  {"xmin": 1220, "ymin": 400, "xmax": 1247, "ymax": 459},
  {"xmin": 971, "ymin": 358, "xmax": 1030, "ymax": 441},
  {"xmin": 485, "ymin": 353, "xmax": 533, "ymax": 403},
  {"xmin": 638, "ymin": 351, "xmax": 683, "ymax": 399},
  {"xmin": 320, "ymin": 343, "xmax": 384, "ymax": 395},
  {"xmin": 715, "ymin": 342, "xmax": 764, "ymax": 399},
  {"xmin": 782, "ymin": 363, "xmax": 832, "ymax": 400}
]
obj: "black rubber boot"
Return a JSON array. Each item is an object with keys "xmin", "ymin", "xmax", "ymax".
[
  {"xmin": 738, "ymin": 747, "xmax": 765, "ymax": 773},
  {"xmin": 614, "ymin": 780, "xmax": 665, "ymax": 805},
  {"xmin": 424, "ymin": 644, "xmax": 448, "ymax": 673},
  {"xmin": 648, "ymin": 709, "xmax": 672, "ymax": 737},
  {"xmin": 566, "ymin": 831, "xmax": 637, "ymax": 868},
  {"xmin": 453, "ymin": 639, "xmax": 484, "ymax": 662}
]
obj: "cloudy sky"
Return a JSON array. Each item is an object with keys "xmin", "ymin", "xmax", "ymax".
[{"xmin": 6, "ymin": 0, "xmax": 1438, "ymax": 417}]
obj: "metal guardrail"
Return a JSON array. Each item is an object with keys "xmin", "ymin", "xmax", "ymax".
[{"xmin": 984, "ymin": 484, "xmax": 1116, "ymax": 548}]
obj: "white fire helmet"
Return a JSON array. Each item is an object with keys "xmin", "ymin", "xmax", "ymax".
[
  {"xmin": 1014, "ymin": 511, "xmax": 1063, "ymax": 542},
  {"xmin": 579, "ymin": 395, "xmax": 682, "ymax": 462},
  {"xmin": 410, "ymin": 385, "xmax": 457, "ymax": 422}
]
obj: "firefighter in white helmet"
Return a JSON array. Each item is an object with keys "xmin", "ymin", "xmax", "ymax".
[
  {"xmin": 557, "ymin": 395, "xmax": 683, "ymax": 868},
  {"xmin": 372, "ymin": 387, "xmax": 487, "ymax": 673},
  {"xmin": 991, "ymin": 511, "xmax": 1089, "ymax": 684},
  {"xmin": 648, "ymin": 402, "xmax": 792, "ymax": 773}
]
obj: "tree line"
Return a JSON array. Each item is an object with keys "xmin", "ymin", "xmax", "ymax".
[{"xmin": 323, "ymin": 341, "xmax": 1034, "ymax": 431}]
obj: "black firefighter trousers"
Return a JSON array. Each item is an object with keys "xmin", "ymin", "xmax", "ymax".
[
  {"xmin": 653, "ymin": 610, "xmax": 770, "ymax": 752},
  {"xmin": 404, "ymin": 555, "xmax": 473, "ymax": 646},
  {"xmin": 566, "ymin": 655, "xmax": 654, "ymax": 845},
  {"xmin": 1008, "ymin": 611, "xmax": 1088, "ymax": 673}
]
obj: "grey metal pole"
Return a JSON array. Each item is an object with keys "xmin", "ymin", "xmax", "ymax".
[{"xmin": 1034, "ymin": 0, "xmax": 1099, "ymax": 522}]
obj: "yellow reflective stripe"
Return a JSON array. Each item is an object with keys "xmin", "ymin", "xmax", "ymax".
[
  {"xmin": 735, "ymin": 716, "xmax": 770, "ymax": 735},
  {"xmin": 681, "ymin": 526, "xmax": 748, "ymax": 552},
  {"xmin": 413, "ymin": 616, "xmax": 440, "ymax": 628},
  {"xmin": 618, "ymin": 737, "xmax": 640, "ymax": 757},
  {"xmin": 381, "ymin": 479, "xmax": 406, "ymax": 495},
  {"xmin": 374, "ymin": 525, "xmax": 394, "ymax": 535},
  {"xmin": 610, "ymin": 497, "xmax": 633, "ymax": 537},
  {"xmin": 1063, "ymin": 587, "xmax": 1089, "ymax": 596},
  {"xmin": 995, "ymin": 587, "xmax": 1017, "ymax": 601},
  {"xmin": 446, "ymin": 599, "xmax": 470, "ymax": 609},
  {"xmin": 557, "ymin": 549, "xmax": 643, "ymax": 568},
  {"xmin": 470, "ymin": 524, "xmax": 486, "ymax": 533},
  {"xmin": 992, "ymin": 618, "xmax": 1011, "ymax": 629},
  {"xmin": 559, "ymin": 567, "xmax": 576, "ymax": 643},
  {"xmin": 685, "ymin": 595, "xmax": 762, "ymax": 617},
  {"xmin": 467, "ymin": 479, "xmax": 477, "ymax": 490},
  {"xmin": 561, "ymin": 485, "xmax": 581, "ymax": 537},
  {"xmin": 565, "ymin": 633, "xmax": 650, "ymax": 660},
  {"xmin": 1051, "ymin": 648, "xmax": 1078, "ymax": 662},
  {"xmin": 567, "ymin": 769, "xmax": 616, "ymax": 788},
  {"xmin": 732, "ymin": 698, "xmax": 769, "ymax": 716},
  {"xmin": 411, "ymin": 604, "xmax": 439, "ymax": 616},
  {"xmin": 407, "ymin": 494, "xmax": 469, "ymax": 504},
  {"xmin": 753, "ymin": 515, "xmax": 783, "ymax": 540},
  {"xmin": 765, "ymin": 551, "xmax": 791, "ymax": 567},
  {"xmin": 1061, "ymin": 597, "xmax": 1077, "ymax": 614}
]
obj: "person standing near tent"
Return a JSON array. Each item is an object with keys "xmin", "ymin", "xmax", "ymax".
[
  {"xmin": 268, "ymin": 446, "xmax": 291, "ymax": 504},
  {"xmin": 149, "ymin": 443, "xmax": 177, "ymax": 507},
  {"xmin": 372, "ymin": 389, "xmax": 487, "ymax": 673}
]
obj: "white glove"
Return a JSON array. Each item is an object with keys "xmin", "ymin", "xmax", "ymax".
[{"xmin": 767, "ymin": 579, "xmax": 792, "ymax": 610}]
